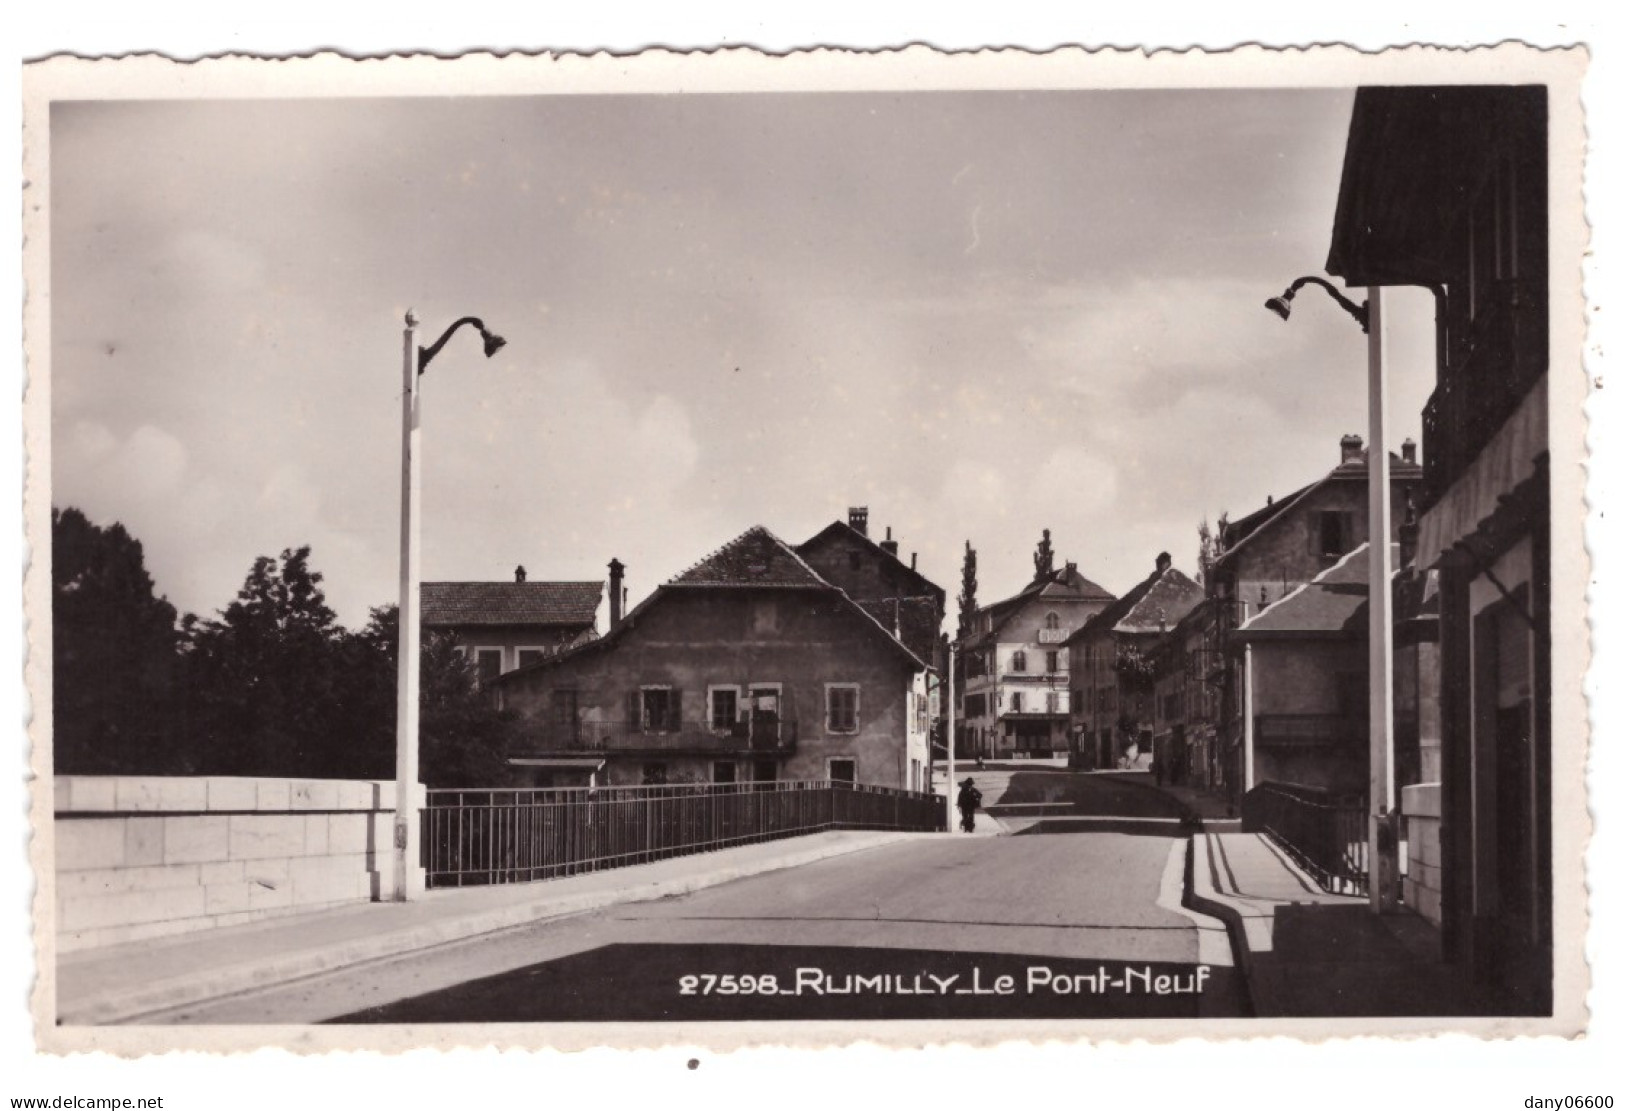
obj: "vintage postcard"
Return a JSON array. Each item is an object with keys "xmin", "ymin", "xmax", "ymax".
[{"xmin": 20, "ymin": 43, "xmax": 1592, "ymax": 1057}]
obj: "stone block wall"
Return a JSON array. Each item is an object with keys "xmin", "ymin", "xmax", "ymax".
[
  {"xmin": 54, "ymin": 776, "xmax": 414, "ymax": 952},
  {"xmin": 1402, "ymin": 781, "xmax": 1444, "ymax": 927}
]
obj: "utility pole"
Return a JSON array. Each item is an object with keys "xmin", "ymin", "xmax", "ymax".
[{"xmin": 1367, "ymin": 287, "xmax": 1400, "ymax": 912}]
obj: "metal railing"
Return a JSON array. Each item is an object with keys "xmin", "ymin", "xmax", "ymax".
[
  {"xmin": 528, "ymin": 717, "xmax": 797, "ymax": 755},
  {"xmin": 1242, "ymin": 782, "xmax": 1370, "ymax": 896},
  {"xmin": 422, "ymin": 779, "xmax": 946, "ymax": 888}
]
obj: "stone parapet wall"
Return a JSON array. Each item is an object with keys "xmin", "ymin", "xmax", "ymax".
[
  {"xmin": 1402, "ymin": 781, "xmax": 1443, "ymax": 928},
  {"xmin": 53, "ymin": 776, "xmax": 414, "ymax": 952}
]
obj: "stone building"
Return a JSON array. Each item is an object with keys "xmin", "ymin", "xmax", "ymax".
[{"xmin": 494, "ymin": 527, "xmax": 930, "ymax": 791}]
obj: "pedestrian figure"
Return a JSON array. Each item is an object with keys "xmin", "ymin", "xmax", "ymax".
[{"xmin": 956, "ymin": 777, "xmax": 983, "ymax": 833}]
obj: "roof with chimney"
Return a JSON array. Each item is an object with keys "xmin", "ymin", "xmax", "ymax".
[
  {"xmin": 1234, "ymin": 542, "xmax": 1399, "ymax": 639},
  {"xmin": 1065, "ymin": 557, "xmax": 1204, "ymax": 645},
  {"xmin": 1214, "ymin": 438, "xmax": 1422, "ymax": 569},
  {"xmin": 494, "ymin": 526, "xmax": 929, "ymax": 680},
  {"xmin": 796, "ymin": 517, "xmax": 947, "ymax": 605},
  {"xmin": 421, "ymin": 580, "xmax": 603, "ymax": 628}
]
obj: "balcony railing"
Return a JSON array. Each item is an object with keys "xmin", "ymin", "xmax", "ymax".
[
  {"xmin": 528, "ymin": 717, "xmax": 797, "ymax": 755},
  {"xmin": 422, "ymin": 780, "xmax": 947, "ymax": 887}
]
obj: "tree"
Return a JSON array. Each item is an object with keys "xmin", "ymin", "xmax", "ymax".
[
  {"xmin": 956, "ymin": 540, "xmax": 979, "ymax": 638},
  {"xmin": 51, "ymin": 507, "xmax": 180, "ymax": 773},
  {"xmin": 182, "ymin": 546, "xmax": 352, "ymax": 775},
  {"xmin": 355, "ymin": 606, "xmax": 518, "ymax": 787}
]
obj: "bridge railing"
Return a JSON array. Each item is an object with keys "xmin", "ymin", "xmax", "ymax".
[
  {"xmin": 422, "ymin": 780, "xmax": 946, "ymax": 888},
  {"xmin": 1242, "ymin": 782, "xmax": 1369, "ymax": 896}
]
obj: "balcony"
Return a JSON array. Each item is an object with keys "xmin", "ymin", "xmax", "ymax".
[{"xmin": 528, "ymin": 717, "xmax": 798, "ymax": 757}]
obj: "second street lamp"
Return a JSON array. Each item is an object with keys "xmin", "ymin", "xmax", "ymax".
[
  {"xmin": 394, "ymin": 309, "xmax": 508, "ymax": 903},
  {"xmin": 1265, "ymin": 275, "xmax": 1399, "ymax": 914}
]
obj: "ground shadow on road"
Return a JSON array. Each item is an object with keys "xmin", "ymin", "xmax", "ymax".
[{"xmin": 329, "ymin": 942, "xmax": 1249, "ymax": 1022}]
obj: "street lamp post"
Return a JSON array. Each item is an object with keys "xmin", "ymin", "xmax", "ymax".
[
  {"xmin": 1265, "ymin": 277, "xmax": 1400, "ymax": 914},
  {"xmin": 393, "ymin": 309, "xmax": 506, "ymax": 903}
]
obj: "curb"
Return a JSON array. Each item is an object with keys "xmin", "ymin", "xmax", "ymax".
[
  {"xmin": 63, "ymin": 832, "xmax": 917, "ymax": 1025},
  {"xmin": 1183, "ymin": 831, "xmax": 1263, "ymax": 1017}
]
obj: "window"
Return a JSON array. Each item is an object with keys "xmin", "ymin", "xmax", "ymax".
[
  {"xmin": 849, "ymin": 552, "xmax": 861, "ymax": 571},
  {"xmin": 1046, "ymin": 650, "xmax": 1060, "ymax": 673},
  {"xmin": 712, "ymin": 761, "xmax": 737, "ymax": 785},
  {"xmin": 1010, "ymin": 691, "xmax": 1024, "ymax": 713},
  {"xmin": 708, "ymin": 685, "xmax": 741, "ymax": 731},
  {"xmin": 641, "ymin": 762, "xmax": 668, "ymax": 785},
  {"xmin": 1045, "ymin": 612, "xmax": 1060, "ymax": 630},
  {"xmin": 1011, "ymin": 650, "xmax": 1028, "ymax": 673},
  {"xmin": 551, "ymin": 689, "xmax": 579, "ymax": 729},
  {"xmin": 1317, "ymin": 511, "xmax": 1355, "ymax": 559},
  {"xmin": 965, "ymin": 692, "xmax": 986, "ymax": 719},
  {"xmin": 828, "ymin": 758, "xmax": 857, "ymax": 784},
  {"xmin": 634, "ymin": 686, "xmax": 681, "ymax": 732},
  {"xmin": 1047, "ymin": 691, "xmax": 1060, "ymax": 713},
  {"xmin": 826, "ymin": 684, "xmax": 860, "ymax": 734},
  {"xmin": 474, "ymin": 648, "xmax": 504, "ymax": 684},
  {"xmin": 516, "ymin": 647, "xmax": 550, "ymax": 669}
]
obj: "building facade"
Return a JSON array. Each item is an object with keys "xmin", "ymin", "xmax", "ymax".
[
  {"xmin": 1327, "ymin": 85, "xmax": 1552, "ymax": 1011},
  {"xmin": 495, "ymin": 527, "xmax": 931, "ymax": 791},
  {"xmin": 421, "ymin": 567, "xmax": 603, "ymax": 684},
  {"xmin": 1067, "ymin": 553, "xmax": 1206, "ymax": 770},
  {"xmin": 956, "ymin": 538, "xmax": 1115, "ymax": 759}
]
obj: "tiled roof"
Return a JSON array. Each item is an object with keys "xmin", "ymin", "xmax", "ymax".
[
  {"xmin": 668, "ymin": 526, "xmax": 828, "ymax": 588},
  {"xmin": 1237, "ymin": 543, "xmax": 1393, "ymax": 638},
  {"xmin": 421, "ymin": 580, "xmax": 602, "ymax": 628},
  {"xmin": 1112, "ymin": 568, "xmax": 1207, "ymax": 634},
  {"xmin": 963, "ymin": 564, "xmax": 1116, "ymax": 647},
  {"xmin": 1068, "ymin": 562, "xmax": 1199, "ymax": 644}
]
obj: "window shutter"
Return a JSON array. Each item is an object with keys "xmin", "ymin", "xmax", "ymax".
[
  {"xmin": 627, "ymin": 690, "xmax": 642, "ymax": 732},
  {"xmin": 669, "ymin": 688, "xmax": 683, "ymax": 730}
]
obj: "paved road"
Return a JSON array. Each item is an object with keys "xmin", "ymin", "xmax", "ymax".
[{"xmin": 150, "ymin": 786, "xmax": 1243, "ymax": 1022}]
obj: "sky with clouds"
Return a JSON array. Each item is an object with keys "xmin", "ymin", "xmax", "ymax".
[{"xmin": 48, "ymin": 88, "xmax": 1442, "ymax": 629}]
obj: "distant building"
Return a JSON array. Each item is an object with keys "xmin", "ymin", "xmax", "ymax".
[
  {"xmin": 957, "ymin": 535, "xmax": 1115, "ymax": 759},
  {"xmin": 796, "ymin": 507, "xmax": 946, "ymax": 663},
  {"xmin": 1328, "ymin": 84, "xmax": 1551, "ymax": 1010},
  {"xmin": 1207, "ymin": 434, "xmax": 1423, "ymax": 795},
  {"xmin": 495, "ymin": 527, "xmax": 931, "ymax": 791},
  {"xmin": 1066, "ymin": 553, "xmax": 1206, "ymax": 770},
  {"xmin": 421, "ymin": 565, "xmax": 603, "ymax": 684},
  {"xmin": 1149, "ymin": 596, "xmax": 1224, "ymax": 790}
]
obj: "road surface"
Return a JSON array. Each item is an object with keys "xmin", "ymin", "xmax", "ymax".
[{"xmin": 149, "ymin": 772, "xmax": 1243, "ymax": 1023}]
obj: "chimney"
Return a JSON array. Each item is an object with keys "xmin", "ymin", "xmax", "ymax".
[
  {"xmin": 910, "ymin": 552, "xmax": 918, "ymax": 571},
  {"xmin": 1340, "ymin": 433, "xmax": 1364, "ymax": 465},
  {"xmin": 1065, "ymin": 561, "xmax": 1077, "ymax": 579},
  {"xmin": 880, "ymin": 525, "xmax": 899, "ymax": 557},
  {"xmin": 1155, "ymin": 551, "xmax": 1172, "ymax": 574},
  {"xmin": 1401, "ymin": 437, "xmax": 1418, "ymax": 464},
  {"xmin": 608, "ymin": 558, "xmax": 625, "ymax": 629},
  {"xmin": 514, "ymin": 564, "xmax": 527, "ymax": 583},
  {"xmin": 848, "ymin": 506, "xmax": 869, "ymax": 536}
]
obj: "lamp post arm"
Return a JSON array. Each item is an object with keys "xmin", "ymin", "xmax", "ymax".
[
  {"xmin": 1285, "ymin": 276, "xmax": 1371, "ymax": 332},
  {"xmin": 417, "ymin": 316, "xmax": 491, "ymax": 373}
]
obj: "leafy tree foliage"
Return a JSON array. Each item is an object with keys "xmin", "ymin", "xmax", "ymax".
[
  {"xmin": 54, "ymin": 510, "xmax": 526, "ymax": 785},
  {"xmin": 51, "ymin": 507, "xmax": 180, "ymax": 773}
]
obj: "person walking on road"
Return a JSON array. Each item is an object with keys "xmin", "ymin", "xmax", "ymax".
[{"xmin": 956, "ymin": 777, "xmax": 983, "ymax": 833}]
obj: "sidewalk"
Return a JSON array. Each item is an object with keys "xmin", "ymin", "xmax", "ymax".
[
  {"xmin": 1188, "ymin": 830, "xmax": 1492, "ymax": 1016},
  {"xmin": 56, "ymin": 829, "xmax": 924, "ymax": 1025}
]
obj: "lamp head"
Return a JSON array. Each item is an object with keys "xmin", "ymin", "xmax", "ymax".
[
  {"xmin": 480, "ymin": 329, "xmax": 507, "ymax": 358},
  {"xmin": 1264, "ymin": 292, "xmax": 1294, "ymax": 322}
]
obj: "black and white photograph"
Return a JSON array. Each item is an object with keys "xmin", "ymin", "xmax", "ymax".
[{"xmin": 14, "ymin": 34, "xmax": 1605, "ymax": 1088}]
